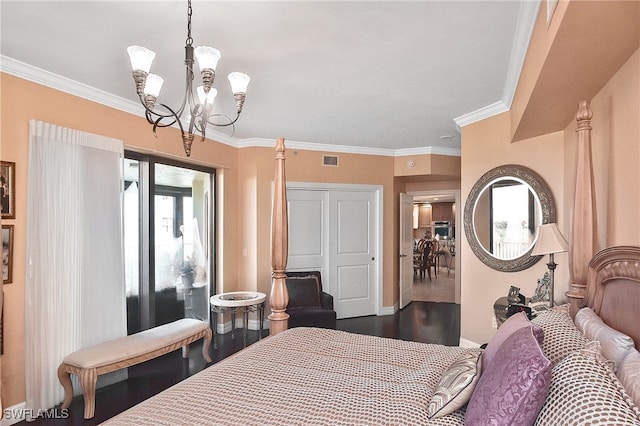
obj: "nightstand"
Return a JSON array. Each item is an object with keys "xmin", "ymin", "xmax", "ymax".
[{"xmin": 493, "ymin": 296, "xmax": 531, "ymax": 327}]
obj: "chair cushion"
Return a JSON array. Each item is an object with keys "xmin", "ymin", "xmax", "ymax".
[
  {"xmin": 62, "ymin": 319, "xmax": 209, "ymax": 369},
  {"xmin": 286, "ymin": 275, "xmax": 321, "ymax": 307},
  {"xmin": 287, "ymin": 306, "xmax": 337, "ymax": 329}
]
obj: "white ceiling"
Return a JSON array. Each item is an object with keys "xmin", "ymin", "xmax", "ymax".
[{"xmin": 0, "ymin": 1, "xmax": 538, "ymax": 156}]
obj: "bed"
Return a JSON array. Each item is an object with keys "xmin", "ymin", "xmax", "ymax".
[
  {"xmin": 102, "ymin": 133, "xmax": 640, "ymax": 425},
  {"xmin": 102, "ymin": 246, "xmax": 640, "ymax": 425}
]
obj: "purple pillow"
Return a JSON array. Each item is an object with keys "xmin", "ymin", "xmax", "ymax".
[
  {"xmin": 466, "ymin": 326, "xmax": 552, "ymax": 426},
  {"xmin": 482, "ymin": 311, "xmax": 543, "ymax": 371}
]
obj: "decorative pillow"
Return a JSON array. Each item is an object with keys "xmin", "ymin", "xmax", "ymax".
[
  {"xmin": 482, "ymin": 311, "xmax": 543, "ymax": 371},
  {"xmin": 535, "ymin": 342, "xmax": 640, "ymax": 425},
  {"xmin": 531, "ymin": 306, "xmax": 590, "ymax": 366},
  {"xmin": 285, "ymin": 276, "xmax": 321, "ymax": 307},
  {"xmin": 428, "ymin": 351, "xmax": 482, "ymax": 418},
  {"xmin": 619, "ymin": 350, "xmax": 640, "ymax": 409},
  {"xmin": 575, "ymin": 306, "xmax": 636, "ymax": 368},
  {"xmin": 466, "ymin": 326, "xmax": 552, "ymax": 426}
]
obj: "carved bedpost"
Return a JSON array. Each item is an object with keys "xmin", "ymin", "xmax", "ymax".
[
  {"xmin": 566, "ymin": 101, "xmax": 597, "ymax": 317},
  {"xmin": 269, "ymin": 138, "xmax": 290, "ymax": 335}
]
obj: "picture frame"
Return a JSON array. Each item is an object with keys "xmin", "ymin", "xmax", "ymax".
[
  {"xmin": 1, "ymin": 161, "xmax": 16, "ymax": 219},
  {"xmin": 2, "ymin": 224, "xmax": 14, "ymax": 284}
]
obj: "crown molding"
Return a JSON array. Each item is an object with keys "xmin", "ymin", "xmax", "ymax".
[
  {"xmin": 502, "ymin": 0, "xmax": 540, "ymax": 110},
  {"xmin": 453, "ymin": 100, "xmax": 510, "ymax": 129},
  {"xmin": 2, "ymin": 55, "xmax": 458, "ymax": 157},
  {"xmin": 237, "ymin": 137, "xmax": 460, "ymax": 157},
  {"xmin": 2, "ymin": 0, "xmax": 540, "ymax": 157},
  {"xmin": 1, "ymin": 55, "xmax": 462, "ymax": 157},
  {"xmin": 0, "ymin": 55, "xmax": 240, "ymax": 149},
  {"xmin": 1, "ymin": 55, "xmax": 144, "ymax": 118},
  {"xmin": 453, "ymin": 0, "xmax": 540, "ymax": 130}
]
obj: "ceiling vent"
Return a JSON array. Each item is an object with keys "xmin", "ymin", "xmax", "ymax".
[{"xmin": 322, "ymin": 155, "xmax": 339, "ymax": 167}]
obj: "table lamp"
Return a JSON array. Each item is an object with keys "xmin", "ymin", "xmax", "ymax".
[{"xmin": 532, "ymin": 223, "xmax": 568, "ymax": 307}]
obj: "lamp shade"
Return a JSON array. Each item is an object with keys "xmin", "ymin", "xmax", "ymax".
[
  {"xmin": 194, "ymin": 46, "xmax": 221, "ymax": 71},
  {"xmin": 127, "ymin": 46, "xmax": 155, "ymax": 73},
  {"xmin": 532, "ymin": 223, "xmax": 568, "ymax": 256},
  {"xmin": 197, "ymin": 86, "xmax": 217, "ymax": 105},
  {"xmin": 228, "ymin": 72, "xmax": 251, "ymax": 94},
  {"xmin": 143, "ymin": 74, "xmax": 164, "ymax": 98}
]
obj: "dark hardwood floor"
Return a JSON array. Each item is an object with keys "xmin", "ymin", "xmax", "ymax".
[{"xmin": 20, "ymin": 301, "xmax": 459, "ymax": 425}]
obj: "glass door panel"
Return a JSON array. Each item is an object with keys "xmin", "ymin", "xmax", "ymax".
[
  {"xmin": 154, "ymin": 163, "xmax": 211, "ymax": 325},
  {"xmin": 124, "ymin": 158, "xmax": 141, "ymax": 334},
  {"xmin": 124, "ymin": 155, "xmax": 214, "ymax": 334}
]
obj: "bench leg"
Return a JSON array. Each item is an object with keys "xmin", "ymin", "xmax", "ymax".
[
  {"xmin": 182, "ymin": 345, "xmax": 190, "ymax": 358},
  {"xmin": 79, "ymin": 368, "xmax": 98, "ymax": 419},
  {"xmin": 202, "ymin": 329, "xmax": 213, "ymax": 363},
  {"xmin": 57, "ymin": 364, "xmax": 74, "ymax": 410}
]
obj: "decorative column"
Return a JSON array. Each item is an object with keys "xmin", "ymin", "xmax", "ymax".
[
  {"xmin": 269, "ymin": 138, "xmax": 290, "ymax": 335},
  {"xmin": 566, "ymin": 101, "xmax": 596, "ymax": 317}
]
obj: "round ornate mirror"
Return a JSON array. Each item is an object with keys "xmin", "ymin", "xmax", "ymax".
[{"xmin": 463, "ymin": 164, "xmax": 556, "ymax": 272}]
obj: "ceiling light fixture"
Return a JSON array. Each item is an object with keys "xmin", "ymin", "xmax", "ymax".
[{"xmin": 127, "ymin": 0, "xmax": 250, "ymax": 157}]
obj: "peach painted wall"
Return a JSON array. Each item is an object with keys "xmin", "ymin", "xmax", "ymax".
[
  {"xmin": 0, "ymin": 73, "xmax": 241, "ymax": 408},
  {"xmin": 236, "ymin": 146, "xmax": 399, "ymax": 310},
  {"xmin": 460, "ymin": 45, "xmax": 640, "ymax": 345},
  {"xmin": 564, "ymin": 47, "xmax": 640, "ymax": 249},
  {"xmin": 394, "ymin": 154, "xmax": 461, "ymax": 178},
  {"xmin": 460, "ymin": 113, "xmax": 566, "ymax": 345},
  {"xmin": 0, "ymin": 72, "xmax": 414, "ymax": 407}
]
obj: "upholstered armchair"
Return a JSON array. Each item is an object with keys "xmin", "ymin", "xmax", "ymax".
[{"xmin": 285, "ymin": 271, "xmax": 337, "ymax": 329}]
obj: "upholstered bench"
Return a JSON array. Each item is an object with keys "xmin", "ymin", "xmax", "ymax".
[{"xmin": 57, "ymin": 318, "xmax": 212, "ymax": 419}]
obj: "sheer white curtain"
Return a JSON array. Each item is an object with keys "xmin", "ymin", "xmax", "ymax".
[{"xmin": 25, "ymin": 120, "xmax": 126, "ymax": 416}]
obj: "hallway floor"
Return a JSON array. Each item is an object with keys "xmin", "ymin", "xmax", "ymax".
[{"xmin": 412, "ymin": 264, "xmax": 456, "ymax": 303}]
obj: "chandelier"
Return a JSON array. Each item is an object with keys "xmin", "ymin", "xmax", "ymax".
[{"xmin": 127, "ymin": 0, "xmax": 250, "ymax": 157}]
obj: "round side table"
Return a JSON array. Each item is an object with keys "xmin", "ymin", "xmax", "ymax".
[{"xmin": 210, "ymin": 291, "xmax": 266, "ymax": 348}]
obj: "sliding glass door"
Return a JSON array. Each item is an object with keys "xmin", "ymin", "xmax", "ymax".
[{"xmin": 124, "ymin": 154, "xmax": 215, "ymax": 334}]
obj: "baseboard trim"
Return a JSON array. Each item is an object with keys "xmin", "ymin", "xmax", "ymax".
[
  {"xmin": 380, "ymin": 305, "xmax": 397, "ymax": 316},
  {"xmin": 2, "ymin": 402, "xmax": 26, "ymax": 425},
  {"xmin": 459, "ymin": 338, "xmax": 482, "ymax": 348}
]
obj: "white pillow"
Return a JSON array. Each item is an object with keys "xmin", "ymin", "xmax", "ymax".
[
  {"xmin": 575, "ymin": 307, "xmax": 636, "ymax": 368},
  {"xmin": 618, "ymin": 350, "xmax": 640, "ymax": 408}
]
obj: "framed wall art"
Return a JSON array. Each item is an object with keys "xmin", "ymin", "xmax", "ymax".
[
  {"xmin": 2, "ymin": 224, "xmax": 14, "ymax": 284},
  {"xmin": 1, "ymin": 161, "xmax": 15, "ymax": 219}
]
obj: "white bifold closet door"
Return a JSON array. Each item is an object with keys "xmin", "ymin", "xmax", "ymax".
[{"xmin": 287, "ymin": 186, "xmax": 379, "ymax": 319}]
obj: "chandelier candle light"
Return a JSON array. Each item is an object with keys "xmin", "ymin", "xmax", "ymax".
[{"xmin": 127, "ymin": 0, "xmax": 250, "ymax": 157}]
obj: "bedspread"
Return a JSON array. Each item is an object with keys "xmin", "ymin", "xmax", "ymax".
[{"xmin": 104, "ymin": 328, "xmax": 478, "ymax": 425}]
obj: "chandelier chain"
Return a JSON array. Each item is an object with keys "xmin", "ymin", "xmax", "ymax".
[{"xmin": 186, "ymin": 0, "xmax": 193, "ymax": 47}]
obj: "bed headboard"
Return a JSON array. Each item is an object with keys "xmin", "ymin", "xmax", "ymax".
[{"xmin": 583, "ymin": 245, "xmax": 640, "ymax": 350}]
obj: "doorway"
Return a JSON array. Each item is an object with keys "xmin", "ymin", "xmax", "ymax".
[
  {"xmin": 402, "ymin": 190, "xmax": 461, "ymax": 306},
  {"xmin": 124, "ymin": 154, "xmax": 215, "ymax": 334}
]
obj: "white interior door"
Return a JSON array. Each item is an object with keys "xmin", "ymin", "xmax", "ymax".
[
  {"xmin": 287, "ymin": 185, "xmax": 380, "ymax": 319},
  {"xmin": 286, "ymin": 189, "xmax": 329, "ymax": 278},
  {"xmin": 399, "ymin": 193, "xmax": 414, "ymax": 309},
  {"xmin": 329, "ymin": 190, "xmax": 377, "ymax": 319}
]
